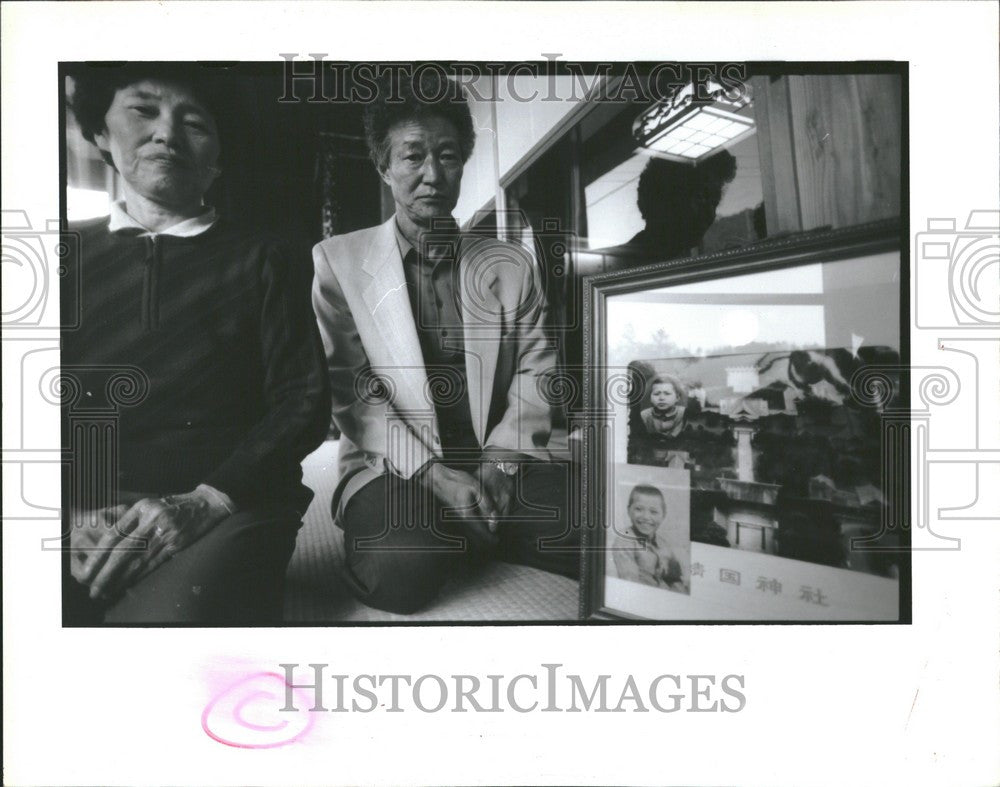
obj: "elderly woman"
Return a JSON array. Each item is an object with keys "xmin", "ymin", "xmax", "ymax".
[{"xmin": 63, "ymin": 64, "xmax": 329, "ymax": 624}]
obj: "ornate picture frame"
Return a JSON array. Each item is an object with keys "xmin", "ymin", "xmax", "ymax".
[{"xmin": 579, "ymin": 219, "xmax": 910, "ymax": 622}]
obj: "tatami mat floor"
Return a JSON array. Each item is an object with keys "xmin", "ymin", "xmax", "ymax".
[{"xmin": 283, "ymin": 440, "xmax": 579, "ymax": 622}]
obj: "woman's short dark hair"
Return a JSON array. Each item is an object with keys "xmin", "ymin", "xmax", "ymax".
[
  {"xmin": 68, "ymin": 62, "xmax": 229, "ymax": 145},
  {"xmin": 362, "ymin": 67, "xmax": 476, "ymax": 172}
]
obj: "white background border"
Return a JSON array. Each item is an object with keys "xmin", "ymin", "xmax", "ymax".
[{"xmin": 3, "ymin": 2, "xmax": 999, "ymax": 785}]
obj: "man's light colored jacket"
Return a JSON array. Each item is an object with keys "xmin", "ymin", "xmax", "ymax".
[{"xmin": 312, "ymin": 216, "xmax": 561, "ymax": 511}]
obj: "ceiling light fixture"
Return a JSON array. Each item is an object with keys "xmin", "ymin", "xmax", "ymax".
[{"xmin": 633, "ymin": 78, "xmax": 756, "ymax": 163}]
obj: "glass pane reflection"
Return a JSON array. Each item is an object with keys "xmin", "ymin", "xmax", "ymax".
[
  {"xmin": 603, "ymin": 252, "xmax": 902, "ymax": 595},
  {"xmin": 583, "ymin": 100, "xmax": 763, "ymax": 263}
]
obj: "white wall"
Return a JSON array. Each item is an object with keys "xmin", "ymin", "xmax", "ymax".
[
  {"xmin": 456, "ymin": 73, "xmax": 602, "ymax": 227},
  {"xmin": 453, "ymin": 76, "xmax": 499, "ymax": 227},
  {"xmin": 494, "ymin": 75, "xmax": 585, "ymax": 176}
]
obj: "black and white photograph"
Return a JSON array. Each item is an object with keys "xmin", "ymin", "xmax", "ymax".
[
  {"xmin": 59, "ymin": 59, "xmax": 591, "ymax": 625},
  {"xmin": 56, "ymin": 59, "xmax": 909, "ymax": 626},
  {"xmin": 4, "ymin": 2, "xmax": 999, "ymax": 784},
  {"xmin": 57, "ymin": 60, "xmax": 912, "ymax": 625},
  {"xmin": 626, "ymin": 346, "xmax": 902, "ymax": 579},
  {"xmin": 608, "ymin": 464, "xmax": 691, "ymax": 597},
  {"xmin": 583, "ymin": 223, "xmax": 907, "ymax": 621}
]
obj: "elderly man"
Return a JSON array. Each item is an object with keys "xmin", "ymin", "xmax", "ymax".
[
  {"xmin": 63, "ymin": 65, "xmax": 329, "ymax": 624},
  {"xmin": 312, "ymin": 71, "xmax": 578, "ymax": 614}
]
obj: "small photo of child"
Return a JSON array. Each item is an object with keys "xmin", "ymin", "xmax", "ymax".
[
  {"xmin": 639, "ymin": 374, "xmax": 687, "ymax": 438},
  {"xmin": 612, "ymin": 482, "xmax": 690, "ymax": 594}
]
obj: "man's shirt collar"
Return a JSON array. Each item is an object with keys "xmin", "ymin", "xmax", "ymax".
[
  {"xmin": 109, "ymin": 200, "xmax": 218, "ymax": 238},
  {"xmin": 393, "ymin": 216, "xmax": 460, "ymax": 265},
  {"xmin": 393, "ymin": 219, "xmax": 415, "ymax": 261}
]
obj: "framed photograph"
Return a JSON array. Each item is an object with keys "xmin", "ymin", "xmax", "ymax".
[
  {"xmin": 580, "ymin": 219, "xmax": 909, "ymax": 622},
  {"xmin": 608, "ymin": 464, "xmax": 693, "ymax": 605}
]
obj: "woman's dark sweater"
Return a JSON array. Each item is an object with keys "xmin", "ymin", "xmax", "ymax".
[{"xmin": 62, "ymin": 217, "xmax": 330, "ymax": 513}]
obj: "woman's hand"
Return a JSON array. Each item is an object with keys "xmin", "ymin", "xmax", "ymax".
[
  {"xmin": 69, "ymin": 504, "xmax": 130, "ymax": 584},
  {"xmin": 77, "ymin": 485, "xmax": 234, "ymax": 601}
]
